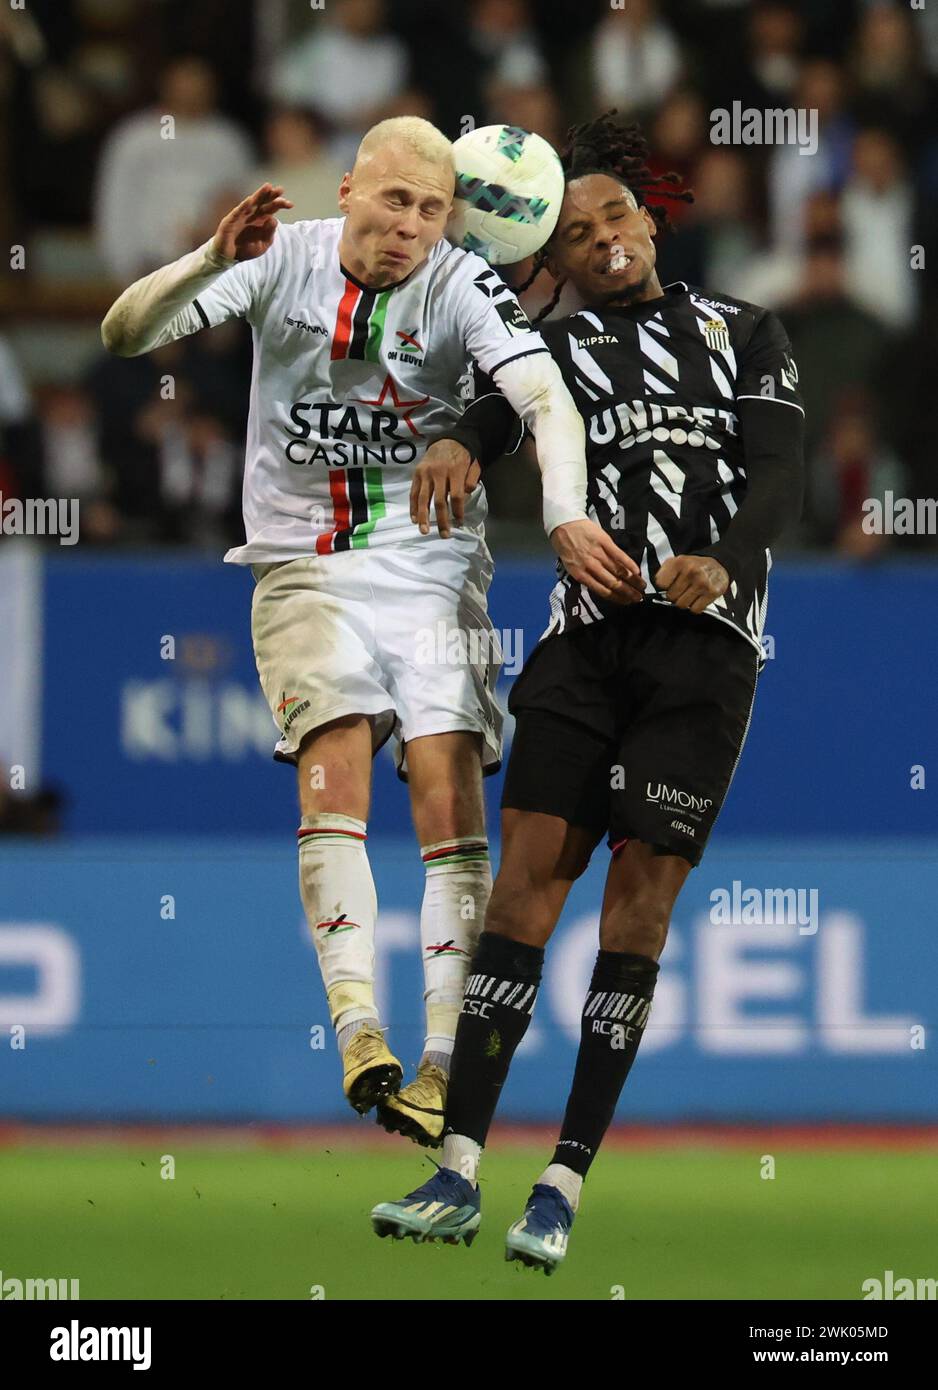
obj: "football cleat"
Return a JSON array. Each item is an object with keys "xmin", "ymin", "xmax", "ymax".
[
  {"xmin": 375, "ymin": 1060, "xmax": 447, "ymax": 1147},
  {"xmin": 505, "ymin": 1184, "xmax": 575, "ymax": 1275},
  {"xmin": 371, "ymin": 1164, "xmax": 481, "ymax": 1245},
  {"xmin": 342, "ymin": 1026, "xmax": 403, "ymax": 1115}
]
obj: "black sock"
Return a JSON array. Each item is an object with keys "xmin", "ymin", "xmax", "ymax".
[
  {"xmin": 443, "ymin": 931, "xmax": 544, "ymax": 1147},
  {"xmin": 551, "ymin": 949, "xmax": 659, "ymax": 1178}
]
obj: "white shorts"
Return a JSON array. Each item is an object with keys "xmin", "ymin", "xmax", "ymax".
[{"xmin": 251, "ymin": 536, "xmax": 503, "ymax": 777}]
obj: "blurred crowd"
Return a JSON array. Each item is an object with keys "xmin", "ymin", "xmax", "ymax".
[{"xmin": 1, "ymin": 0, "xmax": 937, "ymax": 556}]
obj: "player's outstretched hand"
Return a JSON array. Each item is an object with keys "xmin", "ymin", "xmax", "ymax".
[
  {"xmin": 212, "ymin": 184, "xmax": 294, "ymax": 262},
  {"xmin": 551, "ymin": 519, "xmax": 644, "ymax": 605},
  {"xmin": 655, "ymin": 555, "xmax": 729, "ymax": 613},
  {"xmin": 411, "ymin": 439, "xmax": 481, "ymax": 538}
]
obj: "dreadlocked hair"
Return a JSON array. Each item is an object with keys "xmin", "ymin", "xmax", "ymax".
[{"xmin": 513, "ymin": 110, "xmax": 694, "ymax": 324}]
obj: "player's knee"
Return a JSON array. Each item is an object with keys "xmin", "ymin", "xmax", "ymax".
[
  {"xmin": 297, "ymin": 750, "xmax": 366, "ymax": 818},
  {"xmin": 412, "ymin": 780, "xmax": 481, "ymax": 841}
]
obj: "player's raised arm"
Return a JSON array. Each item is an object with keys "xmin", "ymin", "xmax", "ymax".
[{"xmin": 101, "ymin": 183, "xmax": 293, "ymax": 357}]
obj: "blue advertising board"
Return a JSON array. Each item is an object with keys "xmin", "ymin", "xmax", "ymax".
[
  {"xmin": 1, "ymin": 837, "xmax": 934, "ymax": 1122},
  {"xmin": 37, "ymin": 554, "xmax": 938, "ymax": 839}
]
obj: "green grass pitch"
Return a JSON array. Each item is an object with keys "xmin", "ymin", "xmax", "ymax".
[{"xmin": 1, "ymin": 1142, "xmax": 934, "ymax": 1301}]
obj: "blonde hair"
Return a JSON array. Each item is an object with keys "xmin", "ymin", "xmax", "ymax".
[{"xmin": 354, "ymin": 116, "xmax": 453, "ymax": 172}]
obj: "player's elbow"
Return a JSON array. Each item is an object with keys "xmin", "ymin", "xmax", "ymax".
[{"xmin": 100, "ymin": 303, "xmax": 142, "ymax": 356}]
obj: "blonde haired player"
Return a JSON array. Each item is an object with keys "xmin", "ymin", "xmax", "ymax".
[{"xmin": 102, "ymin": 116, "xmax": 639, "ymax": 1141}]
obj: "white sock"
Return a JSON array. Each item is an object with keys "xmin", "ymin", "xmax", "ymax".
[
  {"xmin": 442, "ymin": 1133, "xmax": 481, "ymax": 1187},
  {"xmin": 536, "ymin": 1163, "xmax": 583, "ymax": 1213},
  {"xmin": 419, "ymin": 837, "xmax": 491, "ymax": 1066},
  {"xmin": 336, "ymin": 1017, "xmax": 379, "ymax": 1055},
  {"xmin": 298, "ymin": 814, "xmax": 378, "ymax": 1048}
]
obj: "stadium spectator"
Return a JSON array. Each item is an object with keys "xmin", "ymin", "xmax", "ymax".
[
  {"xmin": 150, "ymin": 408, "xmax": 241, "ymax": 549},
  {"xmin": 20, "ymin": 65, "xmax": 102, "ymax": 228},
  {"xmin": 269, "ymin": 0, "xmax": 410, "ymax": 168},
  {"xmin": 93, "ymin": 55, "xmax": 253, "ymax": 279},
  {"xmin": 841, "ymin": 128, "xmax": 917, "ymax": 332},
  {"xmin": 672, "ymin": 148, "xmax": 759, "ymax": 294},
  {"xmin": 482, "ymin": 80, "xmax": 563, "ymax": 149},
  {"xmin": 880, "ymin": 307, "xmax": 938, "ymax": 535},
  {"xmin": 811, "ymin": 392, "xmax": 906, "ymax": 557},
  {"xmin": 767, "ymin": 59, "xmax": 855, "ymax": 253},
  {"xmin": 468, "ymin": 0, "xmax": 548, "ymax": 88},
  {"xmin": 589, "ymin": 0, "xmax": 682, "ymax": 117},
  {"xmin": 0, "ymin": 335, "xmax": 30, "ymax": 421},
  {"xmin": 780, "ymin": 230, "xmax": 893, "ymax": 538},
  {"xmin": 36, "ymin": 385, "xmax": 102, "ymax": 500},
  {"xmin": 736, "ymin": 1, "xmax": 803, "ymax": 109},
  {"xmin": 84, "ymin": 322, "xmax": 248, "ymax": 547},
  {"xmin": 850, "ymin": 1, "xmax": 938, "ymax": 151},
  {"xmin": 248, "ymin": 108, "xmax": 345, "ymax": 224}
]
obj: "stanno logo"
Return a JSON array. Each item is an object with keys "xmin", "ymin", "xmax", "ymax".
[
  {"xmin": 425, "ymin": 939, "xmax": 469, "ymax": 957},
  {"xmin": 646, "ymin": 782, "xmax": 713, "ymax": 813},
  {"xmin": 285, "ymin": 315, "xmax": 327, "ymax": 336}
]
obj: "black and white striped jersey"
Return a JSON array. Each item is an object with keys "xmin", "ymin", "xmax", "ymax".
[{"xmin": 538, "ymin": 282, "xmax": 804, "ymax": 657}]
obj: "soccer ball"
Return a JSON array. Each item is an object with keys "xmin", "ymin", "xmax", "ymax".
[{"xmin": 449, "ymin": 124, "xmax": 565, "ymax": 266}]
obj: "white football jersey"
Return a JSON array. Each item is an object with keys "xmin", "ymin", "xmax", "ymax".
[{"xmin": 168, "ymin": 217, "xmax": 547, "ymax": 562}]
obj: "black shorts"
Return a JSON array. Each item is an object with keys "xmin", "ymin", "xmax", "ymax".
[{"xmin": 502, "ymin": 603, "xmax": 760, "ymax": 867}]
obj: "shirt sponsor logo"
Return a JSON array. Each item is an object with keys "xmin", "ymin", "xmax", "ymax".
[
  {"xmin": 285, "ymin": 377, "xmax": 429, "ymax": 467},
  {"xmin": 646, "ymin": 782, "xmax": 713, "ymax": 814},
  {"xmin": 588, "ymin": 400, "xmax": 737, "ymax": 451},
  {"xmin": 670, "ymin": 820, "xmax": 697, "ymax": 837},
  {"xmin": 696, "ymin": 296, "xmax": 741, "ymax": 316}
]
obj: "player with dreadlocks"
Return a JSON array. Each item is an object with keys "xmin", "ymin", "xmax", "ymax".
[{"xmin": 372, "ymin": 114, "xmax": 804, "ymax": 1272}]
